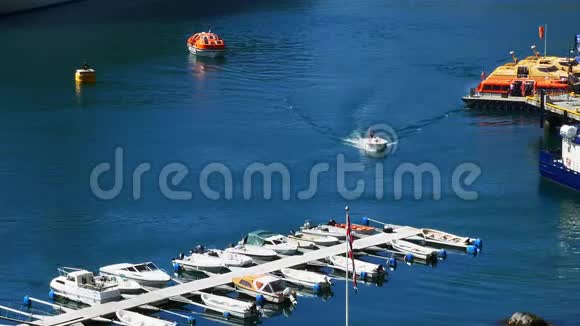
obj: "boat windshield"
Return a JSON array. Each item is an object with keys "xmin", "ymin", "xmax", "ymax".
[
  {"xmin": 269, "ymin": 281, "xmax": 285, "ymax": 293},
  {"xmin": 134, "ymin": 264, "xmax": 149, "ymax": 272},
  {"xmin": 145, "ymin": 263, "xmax": 158, "ymax": 271},
  {"xmin": 560, "ymin": 60, "xmax": 579, "ymax": 67}
]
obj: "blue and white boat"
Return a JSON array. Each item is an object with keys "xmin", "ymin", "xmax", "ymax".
[{"xmin": 540, "ymin": 125, "xmax": 580, "ymax": 191}]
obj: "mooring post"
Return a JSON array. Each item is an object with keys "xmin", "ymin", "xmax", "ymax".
[{"xmin": 539, "ymin": 89, "xmax": 545, "ymax": 128}]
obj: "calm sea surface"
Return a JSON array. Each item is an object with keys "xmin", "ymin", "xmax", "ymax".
[{"xmin": 1, "ymin": 0, "xmax": 580, "ymax": 325}]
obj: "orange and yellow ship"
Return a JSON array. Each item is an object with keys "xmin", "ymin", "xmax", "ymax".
[
  {"xmin": 476, "ymin": 49, "xmax": 580, "ymax": 96},
  {"xmin": 187, "ymin": 31, "xmax": 226, "ymax": 58}
]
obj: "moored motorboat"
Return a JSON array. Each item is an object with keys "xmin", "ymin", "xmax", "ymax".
[
  {"xmin": 242, "ymin": 231, "xmax": 299, "ymax": 255},
  {"xmin": 280, "ymin": 268, "xmax": 331, "ymax": 288},
  {"xmin": 204, "ymin": 249, "xmax": 254, "ymax": 267},
  {"xmin": 187, "ymin": 32, "xmax": 226, "ymax": 58},
  {"xmin": 172, "ymin": 253, "xmax": 224, "ymax": 273},
  {"xmin": 232, "ymin": 275, "xmax": 295, "ymax": 304},
  {"xmin": 288, "ymin": 232, "xmax": 340, "ymax": 246},
  {"xmin": 420, "ymin": 228, "xmax": 478, "ymax": 251},
  {"xmin": 200, "ymin": 293, "xmax": 258, "ymax": 319},
  {"xmin": 116, "ymin": 310, "xmax": 176, "ymax": 326},
  {"xmin": 388, "ymin": 239, "xmax": 437, "ymax": 261},
  {"xmin": 328, "ymin": 220, "xmax": 376, "ymax": 235},
  {"xmin": 99, "ymin": 262, "xmax": 171, "ymax": 288},
  {"xmin": 224, "ymin": 245, "xmax": 278, "ymax": 261},
  {"xmin": 49, "ymin": 268, "xmax": 125, "ymax": 305},
  {"xmin": 328, "ymin": 255, "xmax": 384, "ymax": 278},
  {"xmin": 299, "ymin": 221, "xmax": 346, "ymax": 240}
]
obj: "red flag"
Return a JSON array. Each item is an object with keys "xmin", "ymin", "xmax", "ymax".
[
  {"xmin": 538, "ymin": 26, "xmax": 545, "ymax": 39},
  {"xmin": 346, "ymin": 210, "xmax": 358, "ymax": 292}
]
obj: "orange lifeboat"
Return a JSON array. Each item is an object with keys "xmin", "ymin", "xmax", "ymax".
[{"xmin": 187, "ymin": 32, "xmax": 226, "ymax": 58}]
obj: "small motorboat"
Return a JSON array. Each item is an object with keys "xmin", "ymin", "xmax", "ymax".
[
  {"xmin": 300, "ymin": 221, "xmax": 346, "ymax": 240},
  {"xmin": 187, "ymin": 31, "xmax": 226, "ymax": 58},
  {"xmin": 328, "ymin": 220, "xmax": 376, "ymax": 235},
  {"xmin": 200, "ymin": 293, "xmax": 258, "ymax": 319},
  {"xmin": 288, "ymin": 232, "xmax": 340, "ymax": 246},
  {"xmin": 420, "ymin": 228, "xmax": 475, "ymax": 250},
  {"xmin": 286, "ymin": 237, "xmax": 318, "ymax": 250},
  {"xmin": 116, "ymin": 310, "xmax": 176, "ymax": 326},
  {"xmin": 364, "ymin": 135, "xmax": 388, "ymax": 153},
  {"xmin": 99, "ymin": 262, "xmax": 171, "ymax": 288},
  {"xmin": 328, "ymin": 255, "xmax": 384, "ymax": 278},
  {"xmin": 242, "ymin": 231, "xmax": 299, "ymax": 255},
  {"xmin": 172, "ymin": 253, "xmax": 224, "ymax": 273},
  {"xmin": 50, "ymin": 268, "xmax": 128, "ymax": 305},
  {"xmin": 280, "ymin": 268, "xmax": 331, "ymax": 288},
  {"xmin": 388, "ymin": 239, "xmax": 437, "ymax": 261},
  {"xmin": 232, "ymin": 275, "xmax": 295, "ymax": 304},
  {"xmin": 224, "ymin": 245, "xmax": 278, "ymax": 261},
  {"xmin": 204, "ymin": 249, "xmax": 254, "ymax": 267}
]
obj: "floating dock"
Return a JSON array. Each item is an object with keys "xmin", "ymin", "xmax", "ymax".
[
  {"xmin": 463, "ymin": 90, "xmax": 580, "ymax": 125},
  {"xmin": 25, "ymin": 227, "xmax": 423, "ymax": 326}
]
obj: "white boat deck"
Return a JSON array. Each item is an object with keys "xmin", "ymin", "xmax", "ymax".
[{"xmin": 27, "ymin": 227, "xmax": 420, "ymax": 326}]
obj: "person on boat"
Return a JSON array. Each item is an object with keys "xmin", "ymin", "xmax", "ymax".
[
  {"xmin": 509, "ymin": 83, "xmax": 514, "ymax": 96},
  {"xmin": 82, "ymin": 62, "xmax": 90, "ymax": 70},
  {"xmin": 368, "ymin": 132, "xmax": 375, "ymax": 139}
]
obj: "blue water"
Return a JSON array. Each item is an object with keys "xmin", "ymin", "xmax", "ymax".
[{"xmin": 1, "ymin": 0, "xmax": 580, "ymax": 325}]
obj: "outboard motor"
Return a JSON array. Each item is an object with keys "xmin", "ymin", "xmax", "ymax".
[
  {"xmin": 178, "ymin": 252, "xmax": 185, "ymax": 260},
  {"xmin": 328, "ymin": 219, "xmax": 337, "ymax": 226},
  {"xmin": 196, "ymin": 245, "xmax": 205, "ymax": 254}
]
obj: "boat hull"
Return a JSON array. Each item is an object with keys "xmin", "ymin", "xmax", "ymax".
[
  {"xmin": 540, "ymin": 151, "xmax": 580, "ymax": 191},
  {"xmin": 50, "ymin": 281, "xmax": 120, "ymax": 306},
  {"xmin": 188, "ymin": 45, "xmax": 225, "ymax": 58}
]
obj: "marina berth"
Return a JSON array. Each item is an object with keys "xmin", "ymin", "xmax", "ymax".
[
  {"xmin": 49, "ymin": 268, "xmax": 125, "ymax": 305},
  {"xmin": 279, "ymin": 268, "xmax": 332, "ymax": 289},
  {"xmin": 172, "ymin": 253, "xmax": 226, "ymax": 273},
  {"xmin": 388, "ymin": 239, "xmax": 438, "ymax": 261},
  {"xmin": 299, "ymin": 221, "xmax": 346, "ymax": 239},
  {"xmin": 200, "ymin": 293, "xmax": 258, "ymax": 319},
  {"xmin": 99, "ymin": 262, "xmax": 171, "ymax": 288},
  {"xmin": 232, "ymin": 274, "xmax": 296, "ymax": 304},
  {"xmin": 204, "ymin": 249, "xmax": 254, "ymax": 267},
  {"xmin": 288, "ymin": 232, "xmax": 340, "ymax": 246},
  {"xmin": 224, "ymin": 245, "xmax": 279, "ymax": 261},
  {"xmin": 328, "ymin": 255, "xmax": 384, "ymax": 279},
  {"xmin": 116, "ymin": 310, "xmax": 176, "ymax": 326},
  {"xmin": 241, "ymin": 230, "xmax": 299, "ymax": 255}
]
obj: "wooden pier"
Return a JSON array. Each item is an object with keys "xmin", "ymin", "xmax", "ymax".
[{"xmin": 26, "ymin": 227, "xmax": 421, "ymax": 326}]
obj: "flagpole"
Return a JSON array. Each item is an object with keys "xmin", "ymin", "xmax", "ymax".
[
  {"xmin": 544, "ymin": 24, "xmax": 547, "ymax": 57},
  {"xmin": 345, "ymin": 206, "xmax": 349, "ymax": 326}
]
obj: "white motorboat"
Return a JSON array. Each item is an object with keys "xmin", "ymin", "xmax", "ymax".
[
  {"xmin": 116, "ymin": 310, "xmax": 176, "ymax": 326},
  {"xmin": 224, "ymin": 245, "xmax": 278, "ymax": 261},
  {"xmin": 288, "ymin": 232, "xmax": 340, "ymax": 246},
  {"xmin": 242, "ymin": 231, "xmax": 299, "ymax": 255},
  {"xmin": 280, "ymin": 268, "xmax": 331, "ymax": 288},
  {"xmin": 204, "ymin": 249, "xmax": 253, "ymax": 267},
  {"xmin": 286, "ymin": 237, "xmax": 318, "ymax": 250},
  {"xmin": 328, "ymin": 255, "xmax": 384, "ymax": 278},
  {"xmin": 420, "ymin": 228, "xmax": 474, "ymax": 250},
  {"xmin": 363, "ymin": 135, "xmax": 388, "ymax": 153},
  {"xmin": 99, "ymin": 262, "xmax": 170, "ymax": 288},
  {"xmin": 50, "ymin": 268, "xmax": 125, "ymax": 305},
  {"xmin": 389, "ymin": 239, "xmax": 437, "ymax": 261},
  {"xmin": 233, "ymin": 274, "xmax": 296, "ymax": 304},
  {"xmin": 200, "ymin": 293, "xmax": 258, "ymax": 319},
  {"xmin": 172, "ymin": 253, "xmax": 224, "ymax": 273},
  {"xmin": 300, "ymin": 221, "xmax": 346, "ymax": 240}
]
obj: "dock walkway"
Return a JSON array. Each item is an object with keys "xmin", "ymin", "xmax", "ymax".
[{"xmin": 29, "ymin": 227, "xmax": 420, "ymax": 326}]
